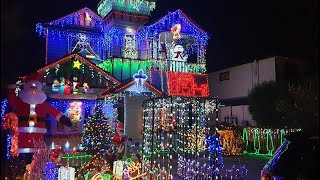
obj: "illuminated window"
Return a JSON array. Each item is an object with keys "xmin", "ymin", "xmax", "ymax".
[{"xmin": 219, "ymin": 71, "xmax": 230, "ymax": 81}]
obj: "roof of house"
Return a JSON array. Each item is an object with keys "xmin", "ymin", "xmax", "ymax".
[
  {"xmin": 27, "ymin": 53, "xmax": 121, "ymax": 85},
  {"xmin": 48, "ymin": 7, "xmax": 103, "ymax": 25},
  {"xmin": 140, "ymin": 9, "xmax": 208, "ymax": 36},
  {"xmin": 100, "ymin": 79, "xmax": 164, "ymax": 96}
]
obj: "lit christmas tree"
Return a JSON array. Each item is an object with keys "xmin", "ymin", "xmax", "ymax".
[{"xmin": 80, "ymin": 104, "xmax": 114, "ymax": 153}]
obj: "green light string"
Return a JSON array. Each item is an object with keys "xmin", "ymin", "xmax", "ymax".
[
  {"xmin": 253, "ymin": 129, "xmax": 261, "ymax": 154},
  {"xmin": 62, "ymin": 154, "xmax": 92, "ymax": 159},
  {"xmin": 265, "ymin": 129, "xmax": 274, "ymax": 156},
  {"xmin": 280, "ymin": 129, "xmax": 286, "ymax": 145},
  {"xmin": 242, "ymin": 128, "xmax": 249, "ymax": 152}
]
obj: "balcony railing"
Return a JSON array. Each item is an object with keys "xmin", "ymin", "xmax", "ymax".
[{"xmin": 97, "ymin": 58, "xmax": 206, "ymax": 76}]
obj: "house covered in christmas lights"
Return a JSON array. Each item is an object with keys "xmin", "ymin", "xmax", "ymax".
[
  {"xmin": 2, "ymin": 0, "xmax": 228, "ymax": 179},
  {"xmin": 31, "ymin": 0, "xmax": 211, "ymax": 147}
]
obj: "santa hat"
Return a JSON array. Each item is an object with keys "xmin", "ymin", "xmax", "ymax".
[
  {"xmin": 117, "ymin": 122, "xmax": 124, "ymax": 130},
  {"xmin": 23, "ymin": 72, "xmax": 45, "ymax": 83}
]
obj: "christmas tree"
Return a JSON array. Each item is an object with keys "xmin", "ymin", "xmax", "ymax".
[{"xmin": 80, "ymin": 104, "xmax": 114, "ymax": 153}]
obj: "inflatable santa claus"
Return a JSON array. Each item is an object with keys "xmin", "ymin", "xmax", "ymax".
[{"xmin": 7, "ymin": 72, "xmax": 72, "ymax": 154}]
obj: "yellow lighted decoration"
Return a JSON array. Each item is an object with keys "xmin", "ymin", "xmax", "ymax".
[
  {"xmin": 218, "ymin": 130, "xmax": 243, "ymax": 155},
  {"xmin": 91, "ymin": 173, "xmax": 111, "ymax": 180},
  {"xmin": 171, "ymin": 24, "xmax": 181, "ymax": 39},
  {"xmin": 159, "ymin": 108, "xmax": 172, "ymax": 132},
  {"xmin": 28, "ymin": 114, "xmax": 37, "ymax": 126},
  {"xmin": 85, "ymin": 12, "xmax": 92, "ymax": 22},
  {"xmin": 73, "ymin": 60, "xmax": 82, "ymax": 69},
  {"xmin": 68, "ymin": 102, "xmax": 82, "ymax": 122},
  {"xmin": 186, "ymin": 124, "xmax": 206, "ymax": 150},
  {"xmin": 112, "ymin": 176, "xmax": 122, "ymax": 180},
  {"xmin": 123, "ymin": 158, "xmax": 146, "ymax": 180}
]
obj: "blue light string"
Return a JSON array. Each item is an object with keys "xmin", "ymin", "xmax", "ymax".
[
  {"xmin": 44, "ymin": 161, "xmax": 58, "ymax": 180},
  {"xmin": 1, "ymin": 99, "xmax": 11, "ymax": 159},
  {"xmin": 1, "ymin": 99, "xmax": 8, "ymax": 127},
  {"xmin": 36, "ymin": 9, "xmax": 209, "ymax": 56},
  {"xmin": 49, "ymin": 100, "xmax": 109, "ymax": 118},
  {"xmin": 6, "ymin": 134, "xmax": 11, "ymax": 159}
]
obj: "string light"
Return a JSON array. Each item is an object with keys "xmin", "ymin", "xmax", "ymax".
[
  {"xmin": 36, "ymin": 53, "xmax": 120, "ymax": 85},
  {"xmin": 97, "ymin": 0, "xmax": 156, "ymax": 17},
  {"xmin": 80, "ymin": 104, "xmax": 114, "ymax": 152},
  {"xmin": 167, "ymin": 71, "xmax": 209, "ymax": 97},
  {"xmin": 142, "ymin": 97, "xmax": 223, "ymax": 179},
  {"xmin": 3, "ymin": 112, "xmax": 19, "ymax": 157},
  {"xmin": 44, "ymin": 162, "xmax": 58, "ymax": 180},
  {"xmin": 58, "ymin": 166, "xmax": 75, "ymax": 180},
  {"xmin": 1, "ymin": 99, "xmax": 8, "ymax": 126},
  {"xmin": 242, "ymin": 127, "xmax": 301, "ymax": 156}
]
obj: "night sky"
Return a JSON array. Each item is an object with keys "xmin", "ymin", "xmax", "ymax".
[{"xmin": 1, "ymin": 0, "xmax": 318, "ymax": 87}]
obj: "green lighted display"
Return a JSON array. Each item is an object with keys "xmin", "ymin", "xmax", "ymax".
[
  {"xmin": 266, "ymin": 129, "xmax": 274, "ymax": 156},
  {"xmin": 131, "ymin": 60, "xmax": 139, "ymax": 77},
  {"xmin": 113, "ymin": 58, "xmax": 122, "ymax": 80},
  {"xmin": 242, "ymin": 128, "xmax": 300, "ymax": 156},
  {"xmin": 253, "ymin": 129, "xmax": 261, "ymax": 154},
  {"xmin": 122, "ymin": 59, "xmax": 131, "ymax": 80},
  {"xmin": 62, "ymin": 154, "xmax": 92, "ymax": 159},
  {"xmin": 242, "ymin": 128, "xmax": 249, "ymax": 149},
  {"xmin": 98, "ymin": 58, "xmax": 206, "ymax": 83}
]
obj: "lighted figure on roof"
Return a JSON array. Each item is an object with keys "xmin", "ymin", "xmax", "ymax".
[
  {"xmin": 59, "ymin": 77, "xmax": 65, "ymax": 94},
  {"xmin": 124, "ymin": 35, "xmax": 138, "ymax": 59},
  {"xmin": 85, "ymin": 11, "xmax": 92, "ymax": 22},
  {"xmin": 52, "ymin": 79, "xmax": 60, "ymax": 94},
  {"xmin": 72, "ymin": 77, "xmax": 80, "ymax": 94},
  {"xmin": 72, "ymin": 33, "xmax": 101, "ymax": 61},
  {"xmin": 83, "ymin": 83, "xmax": 90, "ymax": 94},
  {"xmin": 171, "ymin": 24, "xmax": 181, "ymax": 39},
  {"xmin": 170, "ymin": 44, "xmax": 188, "ymax": 62}
]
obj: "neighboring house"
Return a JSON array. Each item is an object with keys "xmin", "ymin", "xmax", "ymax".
[{"xmin": 208, "ymin": 56, "xmax": 309, "ymax": 127}]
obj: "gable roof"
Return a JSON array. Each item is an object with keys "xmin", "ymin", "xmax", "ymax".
[
  {"xmin": 100, "ymin": 80, "xmax": 164, "ymax": 96},
  {"xmin": 48, "ymin": 7, "xmax": 103, "ymax": 25},
  {"xmin": 35, "ymin": 53, "xmax": 120, "ymax": 85},
  {"xmin": 138, "ymin": 9, "xmax": 209, "ymax": 38}
]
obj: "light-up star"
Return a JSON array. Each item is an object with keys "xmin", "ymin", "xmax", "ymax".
[{"xmin": 73, "ymin": 60, "xmax": 82, "ymax": 69}]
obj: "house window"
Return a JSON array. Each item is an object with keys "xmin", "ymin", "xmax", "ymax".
[
  {"xmin": 57, "ymin": 121, "xmax": 64, "ymax": 132},
  {"xmin": 220, "ymin": 71, "xmax": 230, "ymax": 81}
]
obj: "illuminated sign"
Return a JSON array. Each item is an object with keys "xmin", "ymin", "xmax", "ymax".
[{"xmin": 168, "ymin": 72, "xmax": 209, "ymax": 97}]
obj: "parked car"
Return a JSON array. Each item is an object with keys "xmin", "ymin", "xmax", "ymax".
[{"xmin": 261, "ymin": 130, "xmax": 319, "ymax": 180}]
